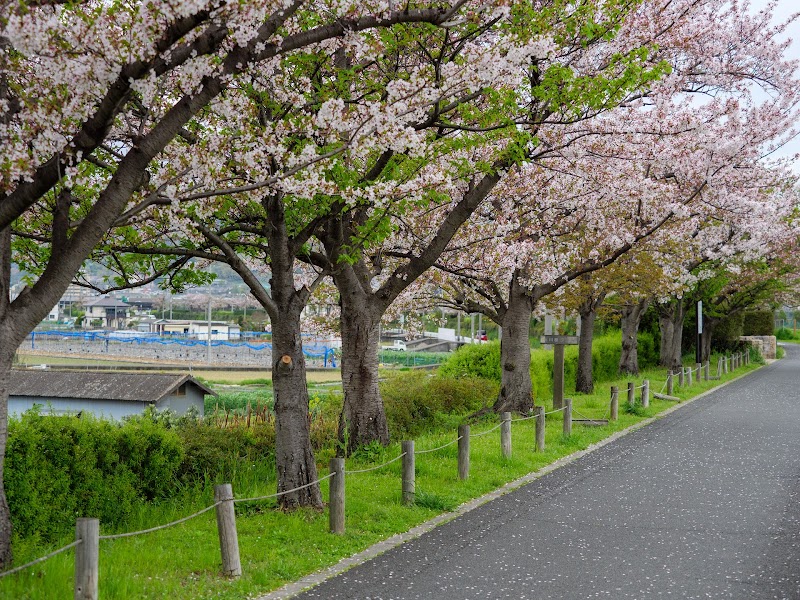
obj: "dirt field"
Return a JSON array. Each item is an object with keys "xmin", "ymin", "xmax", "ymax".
[{"xmin": 14, "ymin": 353, "xmax": 342, "ymax": 384}]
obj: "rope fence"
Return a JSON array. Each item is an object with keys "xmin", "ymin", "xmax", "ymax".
[
  {"xmin": 100, "ymin": 502, "xmax": 222, "ymax": 540},
  {"xmin": 346, "ymin": 454, "xmax": 406, "ymax": 474},
  {"xmin": 0, "ymin": 540, "xmax": 82, "ymax": 579},
  {"xmin": 5, "ymin": 351, "xmax": 750, "ymax": 597},
  {"xmin": 415, "ymin": 436, "xmax": 463, "ymax": 454},
  {"xmin": 470, "ymin": 422, "xmax": 504, "ymax": 437},
  {"xmin": 235, "ymin": 472, "xmax": 337, "ymax": 502}
]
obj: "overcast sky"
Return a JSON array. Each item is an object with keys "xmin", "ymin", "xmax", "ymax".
[{"xmin": 748, "ymin": 0, "xmax": 800, "ymax": 170}]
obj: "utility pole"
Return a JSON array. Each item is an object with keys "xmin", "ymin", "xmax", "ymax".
[{"xmin": 207, "ymin": 297, "xmax": 212, "ymax": 364}]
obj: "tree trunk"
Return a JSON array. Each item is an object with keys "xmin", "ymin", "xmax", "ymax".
[
  {"xmin": 576, "ymin": 308, "xmax": 597, "ymax": 393},
  {"xmin": 338, "ymin": 297, "xmax": 389, "ymax": 454},
  {"xmin": 576, "ymin": 292, "xmax": 605, "ymax": 394},
  {"xmin": 658, "ymin": 299, "xmax": 686, "ymax": 370},
  {"xmin": 0, "ymin": 340, "xmax": 15, "ymax": 567},
  {"xmin": 270, "ymin": 302, "xmax": 322, "ymax": 509},
  {"xmin": 493, "ymin": 276, "xmax": 535, "ymax": 414},
  {"xmin": 619, "ymin": 298, "xmax": 649, "ymax": 375},
  {"xmin": 658, "ymin": 310, "xmax": 674, "ymax": 367},
  {"xmin": 700, "ymin": 317, "xmax": 717, "ymax": 362}
]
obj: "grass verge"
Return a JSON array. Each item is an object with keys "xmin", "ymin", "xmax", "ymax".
[{"xmin": 0, "ymin": 359, "xmax": 760, "ymax": 599}]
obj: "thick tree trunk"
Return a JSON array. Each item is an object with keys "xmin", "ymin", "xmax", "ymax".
[
  {"xmin": 338, "ymin": 298, "xmax": 389, "ymax": 453},
  {"xmin": 658, "ymin": 299, "xmax": 686, "ymax": 370},
  {"xmin": 576, "ymin": 292, "xmax": 605, "ymax": 394},
  {"xmin": 658, "ymin": 313, "xmax": 674, "ymax": 367},
  {"xmin": 619, "ymin": 298, "xmax": 649, "ymax": 375},
  {"xmin": 700, "ymin": 317, "xmax": 717, "ymax": 362},
  {"xmin": 271, "ymin": 311, "xmax": 322, "ymax": 508},
  {"xmin": 576, "ymin": 308, "xmax": 597, "ymax": 393},
  {"xmin": 493, "ymin": 276, "xmax": 535, "ymax": 414},
  {"xmin": 0, "ymin": 340, "xmax": 14, "ymax": 568}
]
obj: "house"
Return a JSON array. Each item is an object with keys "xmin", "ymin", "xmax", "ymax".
[
  {"xmin": 82, "ymin": 297, "xmax": 131, "ymax": 329},
  {"xmin": 150, "ymin": 319, "xmax": 241, "ymax": 340},
  {"xmin": 8, "ymin": 371, "xmax": 215, "ymax": 419}
]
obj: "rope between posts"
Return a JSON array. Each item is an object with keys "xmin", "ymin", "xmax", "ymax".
[
  {"xmin": 544, "ymin": 406, "xmax": 567, "ymax": 415},
  {"xmin": 347, "ymin": 453, "xmax": 406, "ymax": 474},
  {"xmin": 511, "ymin": 413, "xmax": 538, "ymax": 422},
  {"xmin": 235, "ymin": 472, "xmax": 337, "ymax": 502},
  {"xmin": 415, "ymin": 436, "xmax": 463, "ymax": 454},
  {"xmin": 660, "ymin": 379, "xmax": 668, "ymax": 394},
  {"xmin": 0, "ymin": 540, "xmax": 82, "ymax": 579},
  {"xmin": 100, "ymin": 502, "xmax": 223, "ymax": 539},
  {"xmin": 470, "ymin": 422, "xmax": 504, "ymax": 437},
  {"xmin": 572, "ymin": 407, "xmax": 599, "ymax": 421}
]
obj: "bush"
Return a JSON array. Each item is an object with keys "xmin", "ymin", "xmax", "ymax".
[
  {"xmin": 438, "ymin": 342, "xmax": 501, "ymax": 381},
  {"xmin": 743, "ymin": 310, "xmax": 775, "ymax": 336},
  {"xmin": 776, "ymin": 327, "xmax": 800, "ymax": 341},
  {"xmin": 381, "ymin": 373, "xmax": 498, "ymax": 438},
  {"xmin": 6, "ymin": 410, "xmax": 183, "ymax": 541},
  {"xmin": 714, "ymin": 312, "xmax": 745, "ymax": 347},
  {"xmin": 439, "ymin": 330, "xmax": 659, "ymax": 398},
  {"xmin": 175, "ymin": 422, "xmax": 275, "ymax": 485}
]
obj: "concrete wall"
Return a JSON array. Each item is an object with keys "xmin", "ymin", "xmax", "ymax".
[
  {"xmin": 10, "ymin": 391, "xmax": 205, "ymax": 420},
  {"xmin": 740, "ymin": 335, "xmax": 777, "ymax": 359}
]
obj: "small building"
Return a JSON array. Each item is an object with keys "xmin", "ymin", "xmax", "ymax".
[
  {"xmin": 8, "ymin": 371, "xmax": 215, "ymax": 420},
  {"xmin": 151, "ymin": 319, "xmax": 241, "ymax": 340},
  {"xmin": 82, "ymin": 297, "xmax": 131, "ymax": 329}
]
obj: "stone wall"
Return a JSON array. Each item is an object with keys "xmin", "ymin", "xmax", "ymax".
[{"xmin": 740, "ymin": 335, "xmax": 777, "ymax": 359}]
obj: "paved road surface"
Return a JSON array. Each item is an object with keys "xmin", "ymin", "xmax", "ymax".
[{"xmin": 292, "ymin": 345, "xmax": 800, "ymax": 599}]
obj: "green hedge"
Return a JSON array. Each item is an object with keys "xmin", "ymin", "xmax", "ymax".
[
  {"xmin": 743, "ymin": 310, "xmax": 774, "ymax": 336},
  {"xmin": 439, "ymin": 331, "xmax": 658, "ymax": 397},
  {"xmin": 381, "ymin": 373, "xmax": 498, "ymax": 438},
  {"xmin": 6, "ymin": 410, "xmax": 183, "ymax": 541}
]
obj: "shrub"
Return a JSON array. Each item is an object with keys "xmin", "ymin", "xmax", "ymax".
[
  {"xmin": 776, "ymin": 327, "xmax": 799, "ymax": 341},
  {"xmin": 714, "ymin": 312, "xmax": 745, "ymax": 347},
  {"xmin": 743, "ymin": 310, "xmax": 775, "ymax": 336},
  {"xmin": 438, "ymin": 330, "xmax": 659, "ymax": 398},
  {"xmin": 380, "ymin": 373, "xmax": 498, "ymax": 438},
  {"xmin": 438, "ymin": 342, "xmax": 501, "ymax": 381},
  {"xmin": 6, "ymin": 410, "xmax": 183, "ymax": 541},
  {"xmin": 175, "ymin": 422, "xmax": 275, "ymax": 485}
]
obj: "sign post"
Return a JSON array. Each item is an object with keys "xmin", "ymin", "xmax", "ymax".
[
  {"xmin": 541, "ymin": 335, "xmax": 579, "ymax": 410},
  {"xmin": 696, "ymin": 301, "xmax": 703, "ymax": 365}
]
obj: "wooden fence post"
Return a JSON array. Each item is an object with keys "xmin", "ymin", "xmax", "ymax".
[
  {"xmin": 500, "ymin": 412, "xmax": 512, "ymax": 458},
  {"xmin": 563, "ymin": 398, "xmax": 572, "ymax": 437},
  {"xmin": 458, "ymin": 425, "xmax": 470, "ymax": 480},
  {"xmin": 402, "ymin": 440, "xmax": 415, "ymax": 506},
  {"xmin": 724, "ymin": 356, "xmax": 729, "ymax": 374},
  {"xmin": 627, "ymin": 381, "xmax": 635, "ymax": 407},
  {"xmin": 678, "ymin": 367, "xmax": 685, "ymax": 387},
  {"xmin": 74, "ymin": 518, "xmax": 99, "ymax": 600},
  {"xmin": 717, "ymin": 357, "xmax": 723, "ymax": 378},
  {"xmin": 704, "ymin": 361, "xmax": 709, "ymax": 381},
  {"xmin": 329, "ymin": 458, "xmax": 345, "ymax": 534},
  {"xmin": 610, "ymin": 386, "xmax": 619, "ymax": 421},
  {"xmin": 642, "ymin": 380, "xmax": 649, "ymax": 409},
  {"xmin": 214, "ymin": 484, "xmax": 242, "ymax": 577},
  {"xmin": 534, "ymin": 406, "xmax": 545, "ymax": 451},
  {"xmin": 667, "ymin": 372, "xmax": 673, "ymax": 396}
]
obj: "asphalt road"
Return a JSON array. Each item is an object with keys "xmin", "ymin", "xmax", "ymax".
[{"xmin": 292, "ymin": 345, "xmax": 800, "ymax": 599}]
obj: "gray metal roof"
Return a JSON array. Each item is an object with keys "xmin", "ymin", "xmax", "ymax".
[
  {"xmin": 9, "ymin": 371, "xmax": 216, "ymax": 403},
  {"xmin": 82, "ymin": 297, "xmax": 131, "ymax": 308}
]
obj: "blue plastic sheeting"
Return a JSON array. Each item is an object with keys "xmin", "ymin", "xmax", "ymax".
[{"xmin": 29, "ymin": 331, "xmax": 334, "ymax": 360}]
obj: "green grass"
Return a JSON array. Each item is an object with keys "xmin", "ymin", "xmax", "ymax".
[{"xmin": 0, "ymin": 357, "xmax": 760, "ymax": 599}]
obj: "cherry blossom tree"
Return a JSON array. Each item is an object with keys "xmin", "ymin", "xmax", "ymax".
[
  {"xmin": 416, "ymin": 0, "xmax": 800, "ymax": 413},
  {"xmin": 0, "ymin": 0, "xmax": 498, "ymax": 563}
]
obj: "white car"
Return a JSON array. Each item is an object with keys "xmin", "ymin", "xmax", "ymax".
[{"xmin": 386, "ymin": 340, "xmax": 407, "ymax": 351}]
